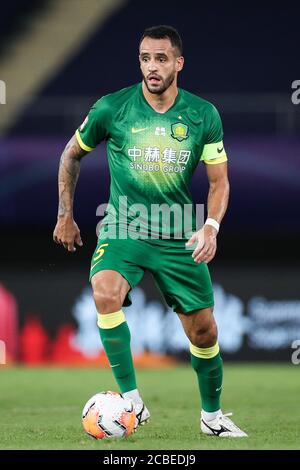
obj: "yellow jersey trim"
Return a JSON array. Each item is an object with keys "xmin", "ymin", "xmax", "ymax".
[
  {"xmin": 75, "ymin": 129, "xmax": 94, "ymax": 152},
  {"xmin": 97, "ymin": 310, "xmax": 126, "ymax": 329},
  {"xmin": 190, "ymin": 342, "xmax": 220, "ymax": 359}
]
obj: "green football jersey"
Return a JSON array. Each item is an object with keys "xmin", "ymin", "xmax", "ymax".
[{"xmin": 76, "ymin": 83, "xmax": 227, "ymax": 240}]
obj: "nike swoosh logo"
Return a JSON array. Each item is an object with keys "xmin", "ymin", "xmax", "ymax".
[
  {"xmin": 109, "ymin": 363, "xmax": 120, "ymax": 368},
  {"xmin": 91, "ymin": 259, "xmax": 103, "ymax": 270},
  {"xmin": 217, "ymin": 147, "xmax": 224, "ymax": 153},
  {"xmin": 131, "ymin": 127, "xmax": 148, "ymax": 134},
  {"xmin": 216, "ymin": 386, "xmax": 222, "ymax": 392},
  {"xmin": 202, "ymin": 419, "xmax": 231, "ymax": 436}
]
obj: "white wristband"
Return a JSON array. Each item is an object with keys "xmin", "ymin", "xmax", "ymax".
[{"xmin": 205, "ymin": 218, "xmax": 220, "ymax": 233}]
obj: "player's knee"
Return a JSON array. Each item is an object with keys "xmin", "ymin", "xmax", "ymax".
[
  {"xmin": 191, "ymin": 323, "xmax": 218, "ymax": 348},
  {"xmin": 93, "ymin": 288, "xmax": 123, "ymax": 314}
]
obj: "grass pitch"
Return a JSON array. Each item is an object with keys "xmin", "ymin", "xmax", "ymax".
[{"xmin": 0, "ymin": 364, "xmax": 299, "ymax": 450}]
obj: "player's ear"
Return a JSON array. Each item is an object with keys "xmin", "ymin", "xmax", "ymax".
[{"xmin": 176, "ymin": 56, "xmax": 184, "ymax": 72}]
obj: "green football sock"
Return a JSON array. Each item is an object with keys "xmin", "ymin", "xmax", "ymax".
[
  {"xmin": 98, "ymin": 310, "xmax": 137, "ymax": 394},
  {"xmin": 190, "ymin": 343, "xmax": 223, "ymax": 412}
]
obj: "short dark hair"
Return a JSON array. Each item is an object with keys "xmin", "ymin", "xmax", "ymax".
[{"xmin": 140, "ymin": 25, "xmax": 183, "ymax": 55}]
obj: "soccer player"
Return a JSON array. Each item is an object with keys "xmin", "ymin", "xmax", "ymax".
[{"xmin": 53, "ymin": 25, "xmax": 247, "ymax": 437}]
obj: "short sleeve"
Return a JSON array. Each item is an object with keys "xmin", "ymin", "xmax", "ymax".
[
  {"xmin": 75, "ymin": 97, "xmax": 110, "ymax": 152},
  {"xmin": 200, "ymin": 105, "xmax": 228, "ymax": 164}
]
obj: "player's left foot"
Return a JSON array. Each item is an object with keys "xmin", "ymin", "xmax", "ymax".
[{"xmin": 201, "ymin": 412, "xmax": 248, "ymax": 437}]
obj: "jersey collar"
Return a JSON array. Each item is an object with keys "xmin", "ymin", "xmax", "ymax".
[{"xmin": 138, "ymin": 82, "xmax": 182, "ymax": 115}]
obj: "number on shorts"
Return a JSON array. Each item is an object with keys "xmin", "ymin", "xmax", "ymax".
[{"xmin": 93, "ymin": 243, "xmax": 109, "ymax": 261}]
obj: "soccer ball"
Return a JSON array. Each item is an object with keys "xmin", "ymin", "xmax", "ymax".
[{"xmin": 82, "ymin": 391, "xmax": 136, "ymax": 439}]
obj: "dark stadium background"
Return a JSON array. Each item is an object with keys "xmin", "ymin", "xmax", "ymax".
[{"xmin": 0, "ymin": 0, "xmax": 299, "ymax": 366}]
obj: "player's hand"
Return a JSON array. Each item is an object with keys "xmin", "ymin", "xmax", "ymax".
[
  {"xmin": 186, "ymin": 225, "xmax": 217, "ymax": 264},
  {"xmin": 53, "ymin": 215, "xmax": 83, "ymax": 252}
]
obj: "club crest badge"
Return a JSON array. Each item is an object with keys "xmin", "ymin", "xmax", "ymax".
[{"xmin": 171, "ymin": 122, "xmax": 189, "ymax": 141}]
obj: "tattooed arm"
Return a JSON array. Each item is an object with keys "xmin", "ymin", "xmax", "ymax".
[{"xmin": 53, "ymin": 134, "xmax": 87, "ymax": 252}]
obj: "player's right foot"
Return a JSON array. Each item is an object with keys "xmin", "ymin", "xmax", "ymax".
[
  {"xmin": 201, "ymin": 412, "xmax": 248, "ymax": 437},
  {"xmin": 134, "ymin": 402, "xmax": 150, "ymax": 429}
]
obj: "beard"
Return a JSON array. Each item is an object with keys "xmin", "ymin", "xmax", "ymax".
[{"xmin": 143, "ymin": 71, "xmax": 175, "ymax": 95}]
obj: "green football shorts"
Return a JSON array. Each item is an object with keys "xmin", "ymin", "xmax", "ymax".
[{"xmin": 89, "ymin": 237, "xmax": 214, "ymax": 313}]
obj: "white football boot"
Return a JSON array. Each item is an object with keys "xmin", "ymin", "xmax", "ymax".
[
  {"xmin": 134, "ymin": 402, "xmax": 151, "ymax": 429},
  {"xmin": 201, "ymin": 412, "xmax": 248, "ymax": 437}
]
